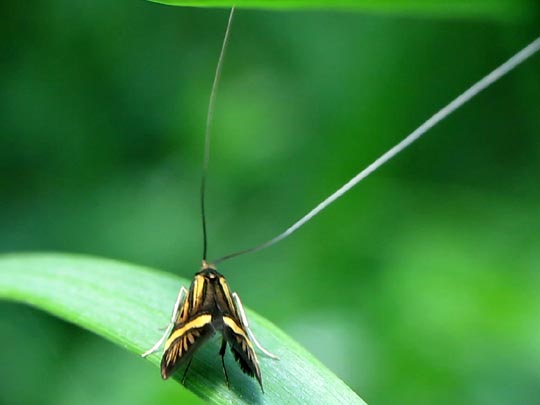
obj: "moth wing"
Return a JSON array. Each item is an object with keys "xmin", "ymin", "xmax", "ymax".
[
  {"xmin": 222, "ymin": 316, "xmax": 263, "ymax": 389},
  {"xmin": 160, "ymin": 315, "xmax": 215, "ymax": 379}
]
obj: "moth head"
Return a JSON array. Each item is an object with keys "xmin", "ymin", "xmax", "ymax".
[
  {"xmin": 198, "ymin": 260, "xmax": 221, "ymax": 279},
  {"xmin": 201, "ymin": 259, "xmax": 216, "ymax": 270}
]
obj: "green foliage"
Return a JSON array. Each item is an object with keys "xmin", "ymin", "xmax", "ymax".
[
  {"xmin": 0, "ymin": 253, "xmax": 363, "ymax": 404},
  {"xmin": 148, "ymin": 0, "xmax": 537, "ymax": 21}
]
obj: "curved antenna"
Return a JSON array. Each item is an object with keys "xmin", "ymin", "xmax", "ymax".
[
  {"xmin": 212, "ymin": 36, "xmax": 540, "ymax": 265},
  {"xmin": 201, "ymin": 7, "xmax": 235, "ymax": 261}
]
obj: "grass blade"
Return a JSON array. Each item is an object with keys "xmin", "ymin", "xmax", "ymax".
[
  {"xmin": 148, "ymin": 0, "xmax": 536, "ymax": 21},
  {"xmin": 0, "ymin": 253, "xmax": 364, "ymax": 404}
]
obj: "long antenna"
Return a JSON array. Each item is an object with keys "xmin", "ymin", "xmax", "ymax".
[
  {"xmin": 212, "ymin": 36, "xmax": 540, "ymax": 265},
  {"xmin": 201, "ymin": 7, "xmax": 235, "ymax": 262}
]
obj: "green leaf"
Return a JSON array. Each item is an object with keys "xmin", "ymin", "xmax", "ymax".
[
  {"xmin": 147, "ymin": 0, "xmax": 536, "ymax": 21},
  {"xmin": 0, "ymin": 253, "xmax": 364, "ymax": 404}
]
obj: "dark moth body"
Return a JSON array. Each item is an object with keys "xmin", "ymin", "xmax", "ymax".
[{"xmin": 161, "ymin": 265, "xmax": 263, "ymax": 390}]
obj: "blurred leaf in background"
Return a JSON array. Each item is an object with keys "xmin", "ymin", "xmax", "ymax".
[{"xmin": 1, "ymin": 0, "xmax": 539, "ymax": 404}]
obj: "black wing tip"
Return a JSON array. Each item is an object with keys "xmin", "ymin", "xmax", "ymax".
[
  {"xmin": 231, "ymin": 347, "xmax": 264, "ymax": 391},
  {"xmin": 160, "ymin": 358, "xmax": 173, "ymax": 380}
]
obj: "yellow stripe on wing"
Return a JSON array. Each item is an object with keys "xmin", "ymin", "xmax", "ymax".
[
  {"xmin": 164, "ymin": 314, "xmax": 212, "ymax": 350},
  {"xmin": 218, "ymin": 277, "xmax": 236, "ymax": 313},
  {"xmin": 223, "ymin": 316, "xmax": 254, "ymax": 350},
  {"xmin": 191, "ymin": 275, "xmax": 206, "ymax": 312}
]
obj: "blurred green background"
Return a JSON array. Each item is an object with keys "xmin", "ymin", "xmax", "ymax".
[{"xmin": 1, "ymin": 1, "xmax": 539, "ymax": 404}]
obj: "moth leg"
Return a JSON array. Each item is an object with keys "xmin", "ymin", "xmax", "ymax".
[
  {"xmin": 141, "ymin": 286, "xmax": 188, "ymax": 358},
  {"xmin": 232, "ymin": 292, "xmax": 279, "ymax": 360},
  {"xmin": 219, "ymin": 338, "xmax": 230, "ymax": 388},
  {"xmin": 181, "ymin": 357, "xmax": 194, "ymax": 385}
]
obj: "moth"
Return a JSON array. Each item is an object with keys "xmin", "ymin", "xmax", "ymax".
[
  {"xmin": 141, "ymin": 8, "xmax": 277, "ymax": 390},
  {"xmin": 142, "ymin": 260, "xmax": 276, "ymax": 391},
  {"xmin": 160, "ymin": 262, "xmax": 264, "ymax": 387}
]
